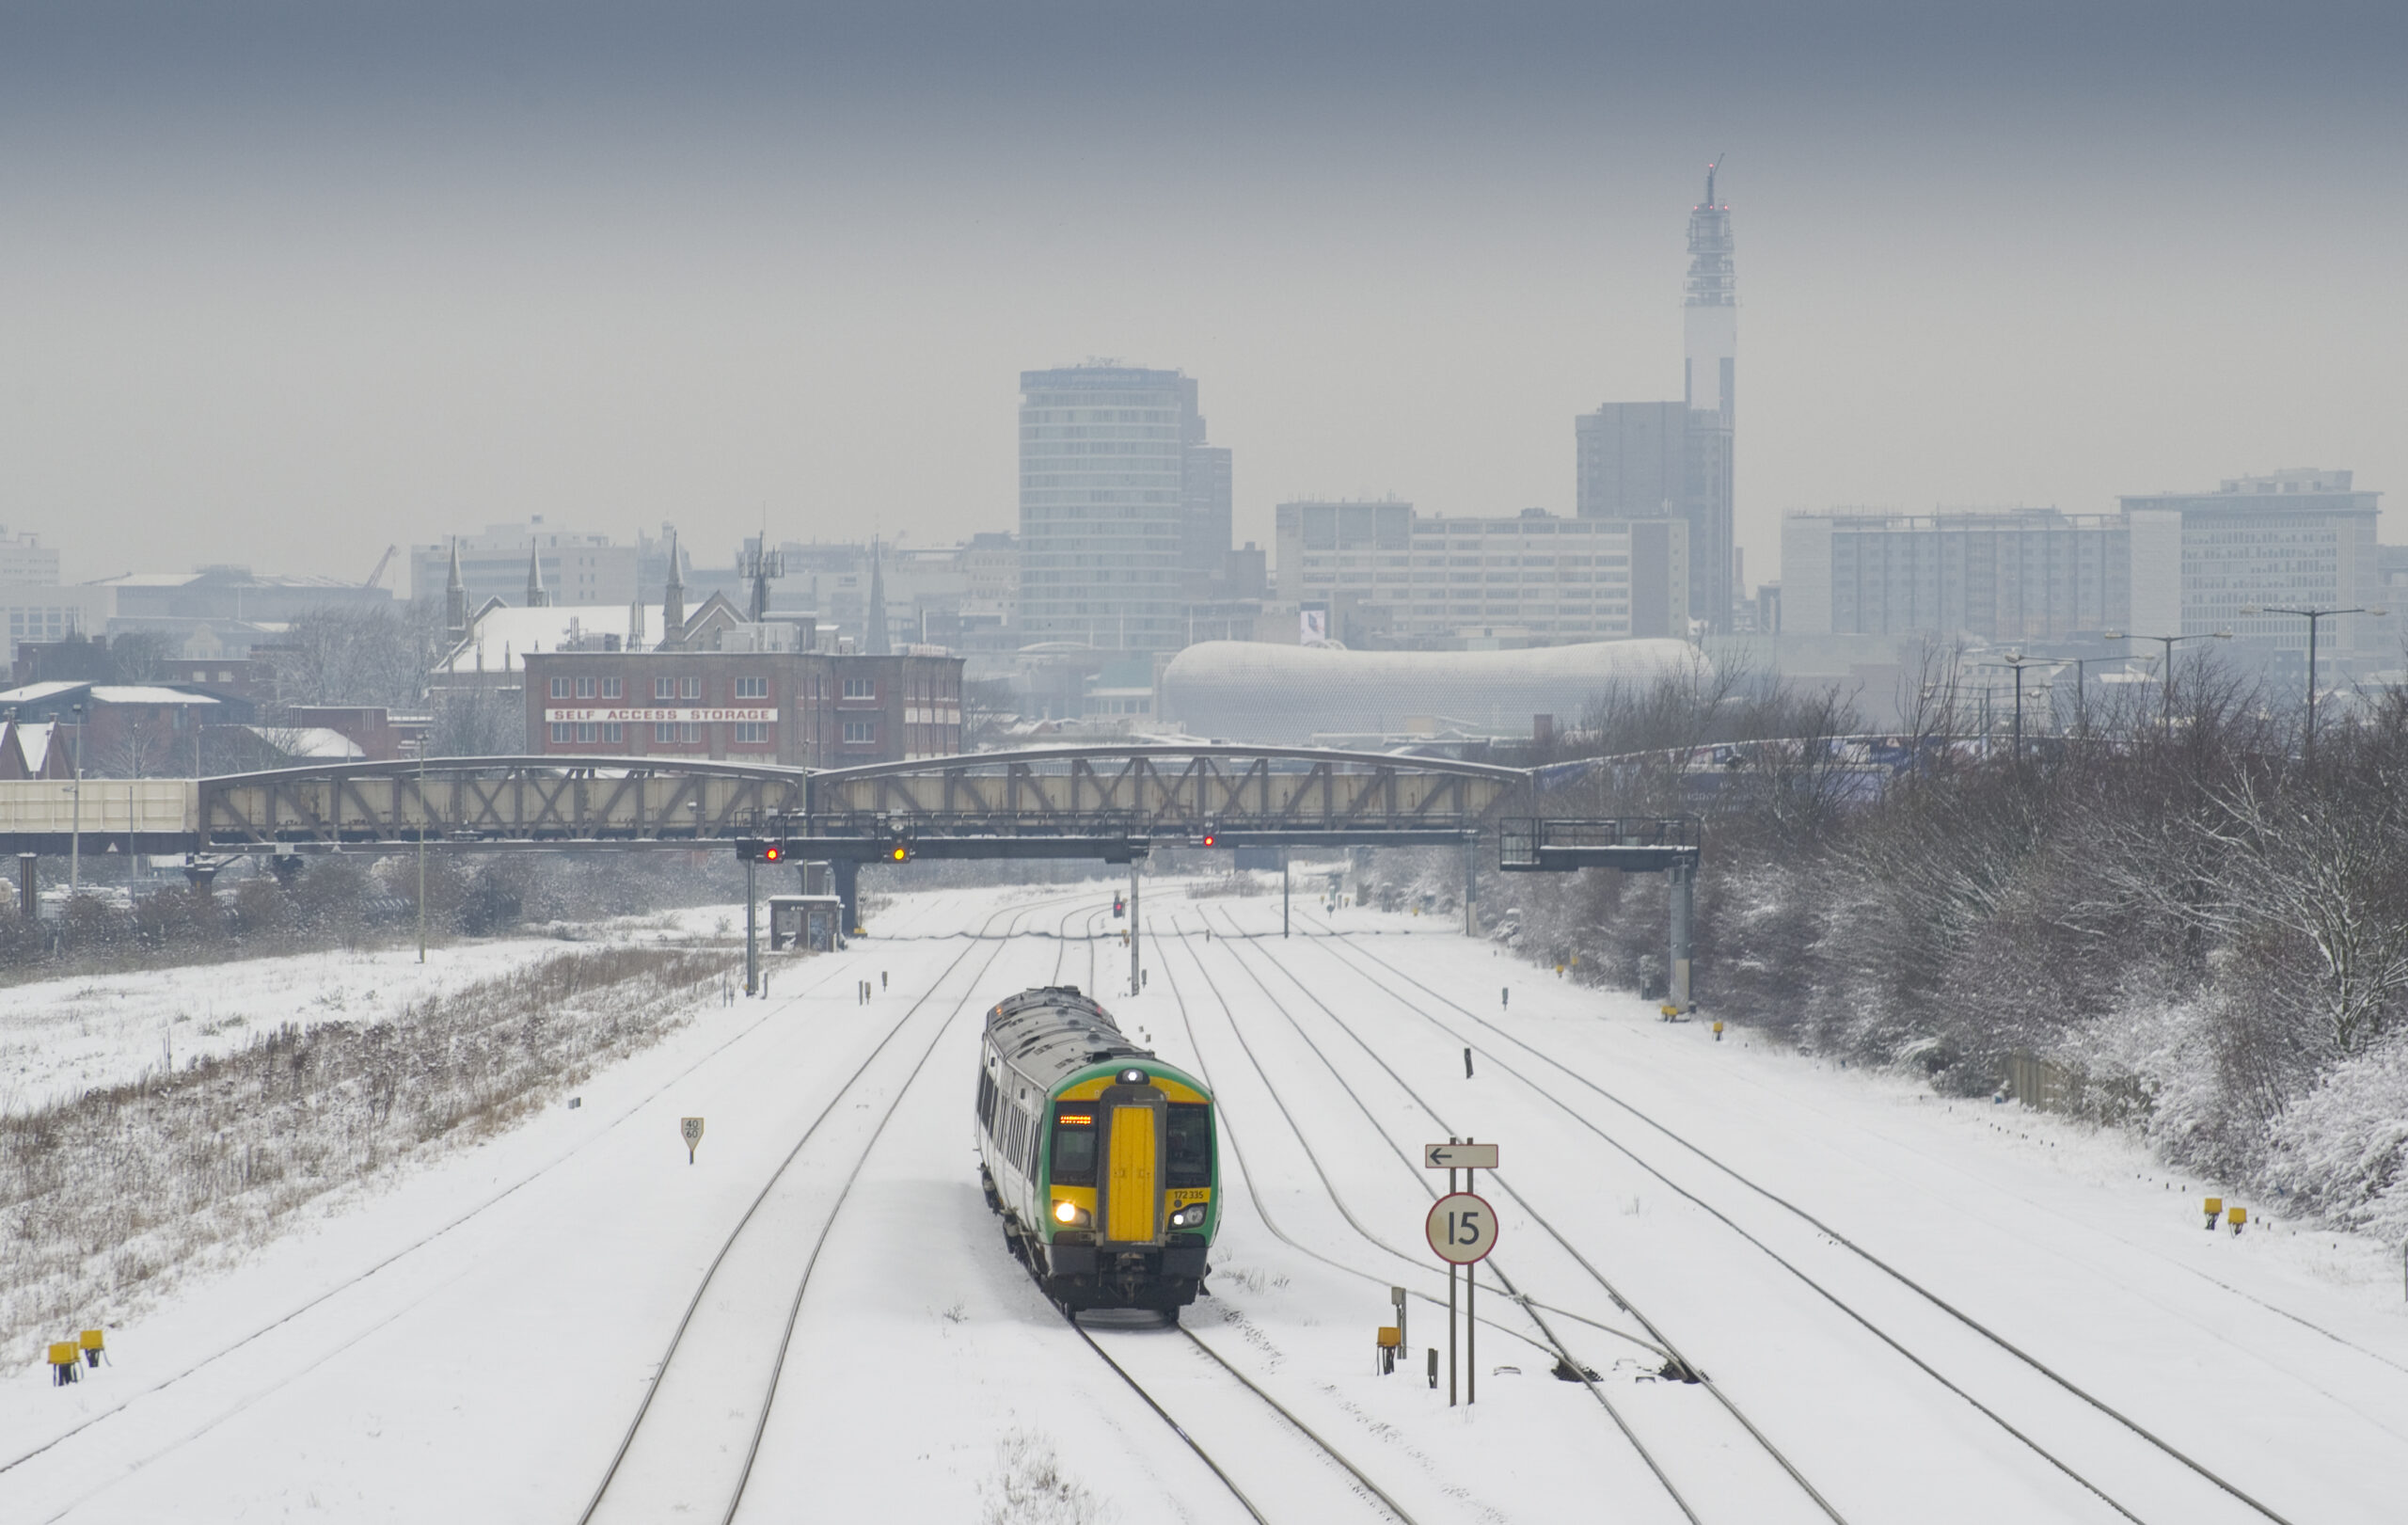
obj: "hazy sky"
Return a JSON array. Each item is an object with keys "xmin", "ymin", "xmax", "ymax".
[{"xmin": 2, "ymin": 2, "xmax": 2401, "ymax": 596}]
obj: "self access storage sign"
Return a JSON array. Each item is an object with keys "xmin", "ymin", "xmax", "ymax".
[{"xmin": 541, "ymin": 707, "xmax": 779, "ymax": 723}]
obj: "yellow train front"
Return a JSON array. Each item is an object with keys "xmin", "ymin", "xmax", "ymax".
[{"xmin": 975, "ymin": 986, "xmax": 1219, "ymax": 1315}]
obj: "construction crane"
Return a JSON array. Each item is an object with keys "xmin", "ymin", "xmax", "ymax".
[{"xmin": 363, "ymin": 544, "xmax": 398, "ymax": 589}]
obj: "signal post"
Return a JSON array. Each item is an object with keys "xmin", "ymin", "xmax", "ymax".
[{"xmin": 1425, "ymin": 1137, "xmax": 1499, "ymax": 1406}]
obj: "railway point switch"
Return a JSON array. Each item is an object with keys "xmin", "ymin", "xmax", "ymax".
[
  {"xmin": 80, "ymin": 1327, "xmax": 106, "ymax": 1367},
  {"xmin": 2203, "ymin": 1196, "xmax": 2223, "ymax": 1229},
  {"xmin": 48, "ymin": 1342, "xmax": 81, "ymax": 1386},
  {"xmin": 2227, "ymin": 1205, "xmax": 2247, "ymax": 1234}
]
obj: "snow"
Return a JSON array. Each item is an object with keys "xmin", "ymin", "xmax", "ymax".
[
  {"xmin": 5, "ymin": 882, "xmax": 2405, "ymax": 1523},
  {"xmin": 0, "ymin": 911, "xmax": 735, "ymax": 1113}
]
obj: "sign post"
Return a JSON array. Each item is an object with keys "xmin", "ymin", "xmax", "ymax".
[
  {"xmin": 1425, "ymin": 1136, "xmax": 1498, "ymax": 1406},
  {"xmin": 681, "ymin": 1116, "xmax": 705, "ymax": 1165}
]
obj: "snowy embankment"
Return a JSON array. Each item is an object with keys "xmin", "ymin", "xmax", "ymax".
[
  {"xmin": 0, "ymin": 906, "xmax": 745, "ymax": 1116},
  {"xmin": 0, "ymin": 911, "xmax": 747, "ymax": 1362}
]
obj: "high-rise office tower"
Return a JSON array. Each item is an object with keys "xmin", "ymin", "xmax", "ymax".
[
  {"xmin": 1019, "ymin": 365, "xmax": 1227, "ymax": 653},
  {"xmin": 1575, "ymin": 162, "xmax": 1737, "ymax": 634}
]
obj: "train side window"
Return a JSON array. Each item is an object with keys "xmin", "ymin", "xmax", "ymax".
[
  {"xmin": 1166, "ymin": 1104, "xmax": 1212, "ymax": 1189},
  {"xmin": 1004, "ymin": 1107, "xmax": 1024, "ymax": 1166},
  {"xmin": 977, "ymin": 1072, "xmax": 998, "ymax": 1134},
  {"xmin": 1051, "ymin": 1107, "xmax": 1097, "ymax": 1185},
  {"xmin": 1023, "ymin": 1111, "xmax": 1043, "ymax": 1176}
]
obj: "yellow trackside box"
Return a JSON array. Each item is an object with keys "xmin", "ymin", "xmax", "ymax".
[
  {"xmin": 2227, "ymin": 1206, "xmax": 2247, "ymax": 1226},
  {"xmin": 2203, "ymin": 1197, "xmax": 2223, "ymax": 1215},
  {"xmin": 48, "ymin": 1342, "xmax": 78, "ymax": 1368},
  {"xmin": 1377, "ymin": 1326, "xmax": 1402, "ymax": 1349},
  {"xmin": 79, "ymin": 1329, "xmax": 104, "ymax": 1351}
]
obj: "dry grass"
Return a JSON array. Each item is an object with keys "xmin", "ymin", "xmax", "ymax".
[{"xmin": 0, "ymin": 945, "xmax": 728, "ymax": 1361}]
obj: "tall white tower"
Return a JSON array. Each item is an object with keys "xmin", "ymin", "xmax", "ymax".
[{"xmin": 1683, "ymin": 159, "xmax": 1735, "ymax": 422}]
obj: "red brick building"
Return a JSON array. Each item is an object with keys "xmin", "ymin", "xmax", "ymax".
[{"xmin": 521, "ymin": 650, "xmax": 964, "ymax": 767}]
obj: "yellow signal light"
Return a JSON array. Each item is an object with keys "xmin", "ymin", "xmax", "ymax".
[{"xmin": 890, "ymin": 844, "xmax": 910, "ymax": 862}]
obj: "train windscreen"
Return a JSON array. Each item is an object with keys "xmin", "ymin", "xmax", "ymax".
[{"xmin": 1166, "ymin": 1104, "xmax": 1212, "ymax": 1189}]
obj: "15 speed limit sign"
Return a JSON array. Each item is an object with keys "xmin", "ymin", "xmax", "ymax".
[{"xmin": 1425, "ymin": 1192, "xmax": 1497, "ymax": 1264}]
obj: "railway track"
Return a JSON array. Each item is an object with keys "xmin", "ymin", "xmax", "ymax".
[
  {"xmin": 1175, "ymin": 907, "xmax": 1838, "ymax": 1525},
  {"xmin": 1275, "ymin": 907, "xmax": 2316, "ymax": 1525},
  {"xmin": 577, "ymin": 895, "xmax": 1089, "ymax": 1525},
  {"xmin": 1071, "ymin": 1318, "xmax": 1421, "ymax": 1525},
  {"xmin": 1, "ymin": 890, "xmax": 970, "ymax": 1521}
]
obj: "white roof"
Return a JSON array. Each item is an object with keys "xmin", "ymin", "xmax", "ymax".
[
  {"xmin": 243, "ymin": 724, "xmax": 366, "ymax": 759},
  {"xmin": 0, "ymin": 680, "xmax": 87, "ymax": 706},
  {"xmin": 436, "ymin": 605, "xmax": 670, "ymax": 675},
  {"xmin": 4, "ymin": 720, "xmax": 55, "ymax": 770},
  {"xmin": 89, "ymin": 686, "xmax": 221, "ymax": 707},
  {"xmin": 1159, "ymin": 639, "xmax": 1713, "ymax": 744}
]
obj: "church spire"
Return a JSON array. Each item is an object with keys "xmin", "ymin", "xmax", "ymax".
[
  {"xmin": 865, "ymin": 538, "xmax": 891, "ymax": 656},
  {"xmin": 524, "ymin": 542, "xmax": 551, "ymax": 608},
  {"xmin": 444, "ymin": 537, "xmax": 467, "ymax": 638},
  {"xmin": 659, "ymin": 527, "xmax": 685, "ymax": 647}
]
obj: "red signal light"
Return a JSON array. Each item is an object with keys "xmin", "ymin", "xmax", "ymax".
[{"xmin": 762, "ymin": 843, "xmax": 784, "ymax": 863}]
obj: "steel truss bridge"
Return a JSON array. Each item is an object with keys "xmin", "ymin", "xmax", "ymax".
[
  {"xmin": 0, "ymin": 746, "xmax": 1705, "ymax": 1006},
  {"xmin": 0, "ymin": 747, "xmax": 1551, "ymax": 857}
]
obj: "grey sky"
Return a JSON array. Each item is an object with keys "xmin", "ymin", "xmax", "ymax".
[{"xmin": 2, "ymin": 2, "xmax": 2400, "ymax": 594}]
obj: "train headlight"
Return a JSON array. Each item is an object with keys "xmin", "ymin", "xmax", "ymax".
[
  {"xmin": 1170, "ymin": 1203, "xmax": 1207, "ymax": 1229},
  {"xmin": 1053, "ymin": 1200, "xmax": 1087, "ymax": 1226}
]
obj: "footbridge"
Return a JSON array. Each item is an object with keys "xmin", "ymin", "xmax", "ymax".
[
  {"xmin": 0, "ymin": 745, "xmax": 1705, "ymax": 1008},
  {"xmin": 0, "ymin": 746, "xmax": 1542, "ymax": 859}
]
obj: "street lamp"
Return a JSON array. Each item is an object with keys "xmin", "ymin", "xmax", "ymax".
[
  {"xmin": 2239, "ymin": 604, "xmax": 2388, "ymax": 770},
  {"xmin": 1975, "ymin": 651, "xmax": 2047, "ymax": 763},
  {"xmin": 69, "ymin": 701, "xmax": 85, "ymax": 897},
  {"xmin": 2042, "ymin": 655, "xmax": 2123, "ymax": 741},
  {"xmin": 2103, "ymin": 629, "xmax": 2232, "ymax": 742}
]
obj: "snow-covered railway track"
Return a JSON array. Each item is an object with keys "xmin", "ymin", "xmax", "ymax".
[
  {"xmin": 1280, "ymin": 915, "xmax": 2321, "ymax": 1525},
  {"xmin": 1182, "ymin": 908, "xmax": 1843, "ymax": 1525},
  {"xmin": 0, "ymin": 892, "xmax": 968, "ymax": 1520},
  {"xmin": 576, "ymin": 896, "xmax": 1088, "ymax": 1525},
  {"xmin": 1071, "ymin": 1318, "xmax": 1421, "ymax": 1524}
]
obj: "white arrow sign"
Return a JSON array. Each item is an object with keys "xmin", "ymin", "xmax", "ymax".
[{"xmin": 1424, "ymin": 1142, "xmax": 1497, "ymax": 1170}]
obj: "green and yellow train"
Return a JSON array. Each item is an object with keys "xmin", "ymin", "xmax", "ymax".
[{"xmin": 976, "ymin": 985, "xmax": 1219, "ymax": 1315}]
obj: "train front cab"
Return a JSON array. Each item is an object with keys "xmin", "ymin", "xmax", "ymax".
[{"xmin": 1040, "ymin": 1064, "xmax": 1215, "ymax": 1312}]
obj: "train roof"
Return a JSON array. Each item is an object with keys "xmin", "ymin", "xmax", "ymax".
[{"xmin": 985, "ymin": 985, "xmax": 1158, "ymax": 1091}]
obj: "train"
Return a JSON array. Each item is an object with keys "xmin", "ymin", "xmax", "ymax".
[{"xmin": 976, "ymin": 985, "xmax": 1219, "ymax": 1315}]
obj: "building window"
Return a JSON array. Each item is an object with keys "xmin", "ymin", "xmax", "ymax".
[
  {"xmin": 656, "ymin": 677, "xmax": 675, "ymax": 701},
  {"xmin": 601, "ymin": 677, "xmax": 623, "ymax": 699},
  {"xmin": 655, "ymin": 723, "xmax": 679, "ymax": 743},
  {"xmin": 681, "ymin": 677, "xmax": 703, "ymax": 700},
  {"xmin": 734, "ymin": 675, "xmax": 768, "ymax": 699},
  {"xmin": 549, "ymin": 678, "xmax": 571, "ymax": 699},
  {"xmin": 576, "ymin": 723, "xmax": 598, "ymax": 742},
  {"xmin": 604, "ymin": 723, "xmax": 623, "ymax": 743},
  {"xmin": 842, "ymin": 676, "xmax": 876, "ymax": 699},
  {"xmin": 843, "ymin": 721, "xmax": 876, "ymax": 744},
  {"xmin": 734, "ymin": 722, "xmax": 768, "ymax": 743},
  {"xmin": 575, "ymin": 676, "xmax": 596, "ymax": 699},
  {"xmin": 550, "ymin": 723, "xmax": 574, "ymax": 742},
  {"xmin": 680, "ymin": 722, "xmax": 701, "ymax": 742}
]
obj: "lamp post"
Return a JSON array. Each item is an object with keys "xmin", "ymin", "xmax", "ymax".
[
  {"xmin": 1977, "ymin": 652, "xmax": 2046, "ymax": 763},
  {"xmin": 2239, "ymin": 604, "xmax": 2387, "ymax": 770},
  {"xmin": 69, "ymin": 701, "xmax": 85, "ymax": 897},
  {"xmin": 416, "ymin": 739, "xmax": 428, "ymax": 963},
  {"xmin": 2102, "ymin": 630, "xmax": 2232, "ymax": 743},
  {"xmin": 2045, "ymin": 655, "xmax": 2118, "ymax": 740}
]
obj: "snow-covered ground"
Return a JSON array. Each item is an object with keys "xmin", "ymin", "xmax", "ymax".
[
  {"xmin": 0, "ymin": 909, "xmax": 743, "ymax": 1114},
  {"xmin": 6, "ymin": 882, "xmax": 2404, "ymax": 1523}
]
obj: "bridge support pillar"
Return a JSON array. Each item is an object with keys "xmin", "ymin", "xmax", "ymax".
[
  {"xmin": 1463, "ymin": 837, "xmax": 1478, "ymax": 938},
  {"xmin": 1128, "ymin": 859, "xmax": 1141, "ymax": 996},
  {"xmin": 182, "ymin": 860, "xmax": 220, "ymax": 895},
  {"xmin": 17, "ymin": 853, "xmax": 35, "ymax": 919},
  {"xmin": 1668, "ymin": 859, "xmax": 1694, "ymax": 1012},
  {"xmin": 269, "ymin": 854, "xmax": 303, "ymax": 888},
  {"xmin": 834, "ymin": 858, "xmax": 860, "ymax": 936},
  {"xmin": 744, "ymin": 856, "xmax": 759, "ymax": 997}
]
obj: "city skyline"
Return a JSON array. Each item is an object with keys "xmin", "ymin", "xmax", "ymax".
[{"xmin": 1, "ymin": 4, "xmax": 2401, "ymax": 592}]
